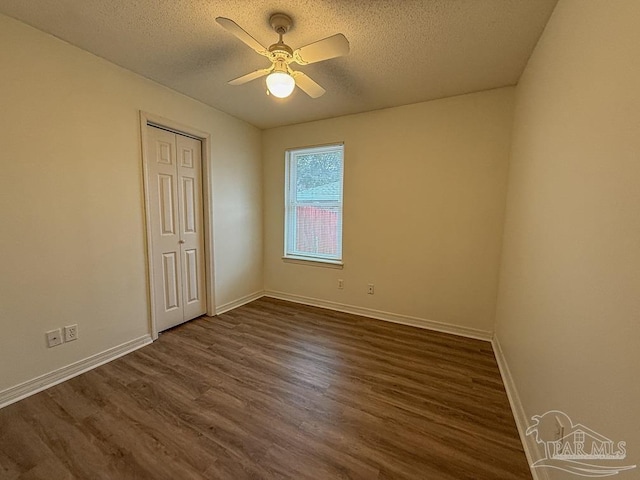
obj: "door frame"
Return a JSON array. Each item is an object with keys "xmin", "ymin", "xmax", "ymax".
[{"xmin": 139, "ymin": 111, "xmax": 216, "ymax": 340}]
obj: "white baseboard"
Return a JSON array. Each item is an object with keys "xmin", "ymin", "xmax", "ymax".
[
  {"xmin": 215, "ymin": 290, "xmax": 265, "ymax": 315},
  {"xmin": 492, "ymin": 334, "xmax": 548, "ymax": 480},
  {"xmin": 0, "ymin": 334, "xmax": 152, "ymax": 409},
  {"xmin": 264, "ymin": 290, "xmax": 493, "ymax": 341}
]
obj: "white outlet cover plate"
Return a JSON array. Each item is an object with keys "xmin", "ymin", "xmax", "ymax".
[
  {"xmin": 46, "ymin": 328, "xmax": 63, "ymax": 347},
  {"xmin": 64, "ymin": 325, "xmax": 78, "ymax": 342}
]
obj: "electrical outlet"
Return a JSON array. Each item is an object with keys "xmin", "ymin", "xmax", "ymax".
[
  {"xmin": 46, "ymin": 328, "xmax": 63, "ymax": 348},
  {"xmin": 64, "ymin": 324, "xmax": 78, "ymax": 342},
  {"xmin": 367, "ymin": 284, "xmax": 374, "ymax": 295},
  {"xmin": 337, "ymin": 279, "xmax": 344, "ymax": 289}
]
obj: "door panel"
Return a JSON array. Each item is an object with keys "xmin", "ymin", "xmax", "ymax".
[
  {"xmin": 146, "ymin": 126, "xmax": 206, "ymax": 332},
  {"xmin": 184, "ymin": 248, "xmax": 199, "ymax": 304},
  {"xmin": 158, "ymin": 174, "xmax": 176, "ymax": 235},
  {"xmin": 147, "ymin": 127, "xmax": 183, "ymax": 331},
  {"xmin": 176, "ymin": 134, "xmax": 206, "ymax": 320},
  {"xmin": 157, "ymin": 140, "xmax": 173, "ymax": 164},
  {"xmin": 180, "ymin": 147, "xmax": 194, "ymax": 168},
  {"xmin": 162, "ymin": 252, "xmax": 180, "ymax": 310},
  {"xmin": 182, "ymin": 177, "xmax": 196, "ymax": 233}
]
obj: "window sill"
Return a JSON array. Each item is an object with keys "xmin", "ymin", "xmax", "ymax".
[{"xmin": 282, "ymin": 256, "xmax": 344, "ymax": 269}]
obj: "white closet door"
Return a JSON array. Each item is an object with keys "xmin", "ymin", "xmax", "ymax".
[
  {"xmin": 147, "ymin": 126, "xmax": 206, "ymax": 332},
  {"xmin": 176, "ymin": 134, "xmax": 206, "ymax": 321}
]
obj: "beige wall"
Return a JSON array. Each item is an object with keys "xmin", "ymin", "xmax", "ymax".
[
  {"xmin": 263, "ymin": 88, "xmax": 514, "ymax": 335},
  {"xmin": 7, "ymin": 6, "xmax": 639, "ymax": 474},
  {"xmin": 0, "ymin": 14, "xmax": 262, "ymax": 392},
  {"xmin": 495, "ymin": 0, "xmax": 640, "ymax": 473}
]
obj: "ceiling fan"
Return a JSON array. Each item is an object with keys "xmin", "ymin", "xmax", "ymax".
[{"xmin": 216, "ymin": 13, "xmax": 349, "ymax": 99}]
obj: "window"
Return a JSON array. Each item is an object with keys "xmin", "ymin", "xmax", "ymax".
[{"xmin": 284, "ymin": 144, "xmax": 344, "ymax": 265}]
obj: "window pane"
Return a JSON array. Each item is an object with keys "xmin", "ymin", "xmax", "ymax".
[
  {"xmin": 295, "ymin": 151, "xmax": 342, "ymax": 202},
  {"xmin": 285, "ymin": 144, "xmax": 343, "ymax": 263},
  {"xmin": 295, "ymin": 205, "xmax": 341, "ymax": 256}
]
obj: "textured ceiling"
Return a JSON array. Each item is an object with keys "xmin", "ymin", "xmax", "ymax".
[{"xmin": 0, "ymin": 0, "xmax": 557, "ymax": 129}]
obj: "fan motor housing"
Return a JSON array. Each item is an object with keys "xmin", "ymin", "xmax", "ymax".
[
  {"xmin": 269, "ymin": 13, "xmax": 292, "ymax": 34},
  {"xmin": 268, "ymin": 43, "xmax": 293, "ymax": 57},
  {"xmin": 268, "ymin": 13, "xmax": 294, "ymax": 62}
]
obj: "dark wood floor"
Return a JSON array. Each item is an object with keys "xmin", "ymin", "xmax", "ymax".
[{"xmin": 0, "ymin": 297, "xmax": 531, "ymax": 479}]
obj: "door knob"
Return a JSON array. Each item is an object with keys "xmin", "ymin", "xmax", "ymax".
[{"xmin": 178, "ymin": 240, "xmax": 185, "ymax": 244}]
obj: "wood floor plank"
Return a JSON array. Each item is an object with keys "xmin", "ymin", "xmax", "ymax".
[{"xmin": 0, "ymin": 297, "xmax": 531, "ymax": 479}]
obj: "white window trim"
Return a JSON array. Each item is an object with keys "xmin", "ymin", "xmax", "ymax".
[
  {"xmin": 281, "ymin": 255, "xmax": 344, "ymax": 269},
  {"xmin": 284, "ymin": 143, "xmax": 344, "ymax": 265}
]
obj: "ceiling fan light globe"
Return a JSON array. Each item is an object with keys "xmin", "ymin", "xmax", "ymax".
[{"xmin": 266, "ymin": 72, "xmax": 295, "ymax": 98}]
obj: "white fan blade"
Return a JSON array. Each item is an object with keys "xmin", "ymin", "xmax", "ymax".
[
  {"xmin": 216, "ymin": 17, "xmax": 268, "ymax": 56},
  {"xmin": 229, "ymin": 68, "xmax": 271, "ymax": 86},
  {"xmin": 293, "ymin": 34, "xmax": 349, "ymax": 65},
  {"xmin": 292, "ymin": 72, "xmax": 326, "ymax": 98}
]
